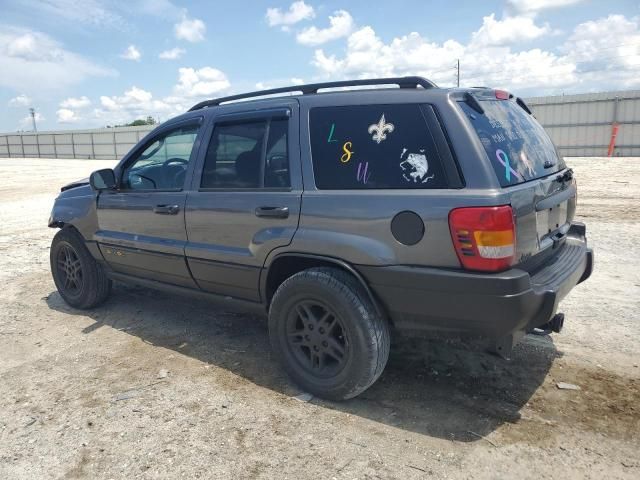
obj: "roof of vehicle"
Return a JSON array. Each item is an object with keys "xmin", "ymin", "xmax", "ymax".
[{"xmin": 187, "ymin": 77, "xmax": 441, "ymax": 112}]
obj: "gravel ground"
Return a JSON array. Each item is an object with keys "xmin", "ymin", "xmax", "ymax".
[{"xmin": 0, "ymin": 157, "xmax": 638, "ymax": 479}]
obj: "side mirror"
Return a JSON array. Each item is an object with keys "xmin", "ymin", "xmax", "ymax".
[{"xmin": 89, "ymin": 169, "xmax": 117, "ymax": 191}]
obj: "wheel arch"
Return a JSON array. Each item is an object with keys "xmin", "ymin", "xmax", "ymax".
[{"xmin": 261, "ymin": 253, "xmax": 388, "ymax": 321}]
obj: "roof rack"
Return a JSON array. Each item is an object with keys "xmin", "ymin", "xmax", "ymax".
[{"xmin": 188, "ymin": 76, "xmax": 437, "ymax": 112}]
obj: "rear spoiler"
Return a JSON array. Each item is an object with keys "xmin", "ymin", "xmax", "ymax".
[{"xmin": 462, "ymin": 91, "xmax": 534, "ymax": 116}]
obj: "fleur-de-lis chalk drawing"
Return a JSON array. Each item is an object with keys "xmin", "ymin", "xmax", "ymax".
[{"xmin": 368, "ymin": 114, "xmax": 394, "ymax": 144}]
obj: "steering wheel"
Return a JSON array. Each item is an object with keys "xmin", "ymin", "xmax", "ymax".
[
  {"xmin": 163, "ymin": 157, "xmax": 188, "ymax": 166},
  {"xmin": 162, "ymin": 157, "xmax": 189, "ymax": 189}
]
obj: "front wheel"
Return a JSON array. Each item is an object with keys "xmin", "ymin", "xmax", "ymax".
[
  {"xmin": 268, "ymin": 267, "xmax": 390, "ymax": 401},
  {"xmin": 50, "ymin": 228, "xmax": 112, "ymax": 309}
]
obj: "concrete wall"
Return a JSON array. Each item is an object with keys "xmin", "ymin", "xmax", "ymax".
[
  {"xmin": 526, "ymin": 90, "xmax": 640, "ymax": 157},
  {"xmin": 0, "ymin": 125, "xmax": 155, "ymax": 160},
  {"xmin": 2, "ymin": 89, "xmax": 640, "ymax": 159}
]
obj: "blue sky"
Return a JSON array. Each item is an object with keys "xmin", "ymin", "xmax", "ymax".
[{"xmin": 2, "ymin": 0, "xmax": 639, "ymax": 132}]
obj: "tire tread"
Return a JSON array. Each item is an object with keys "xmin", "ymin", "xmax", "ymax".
[{"xmin": 269, "ymin": 267, "xmax": 390, "ymax": 400}]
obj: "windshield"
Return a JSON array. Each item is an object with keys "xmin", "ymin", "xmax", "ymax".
[{"xmin": 459, "ymin": 99, "xmax": 565, "ymax": 187}]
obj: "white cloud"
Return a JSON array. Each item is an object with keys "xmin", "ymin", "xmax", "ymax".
[
  {"xmin": 561, "ymin": 15, "xmax": 640, "ymax": 89},
  {"xmin": 172, "ymin": 67, "xmax": 230, "ymax": 98},
  {"xmin": 82, "ymin": 66, "xmax": 231, "ymax": 126},
  {"xmin": 471, "ymin": 14, "xmax": 551, "ymax": 46},
  {"xmin": 0, "ymin": 26, "xmax": 114, "ymax": 92},
  {"xmin": 266, "ymin": 1, "xmax": 315, "ymax": 28},
  {"xmin": 312, "ymin": 26, "xmax": 464, "ymax": 79},
  {"xmin": 174, "ymin": 12, "xmax": 206, "ymax": 42},
  {"xmin": 56, "ymin": 108, "xmax": 81, "ymax": 123},
  {"xmin": 8, "ymin": 94, "xmax": 32, "ymax": 107},
  {"xmin": 100, "ymin": 86, "xmax": 153, "ymax": 110},
  {"xmin": 19, "ymin": 0, "xmax": 127, "ymax": 29},
  {"xmin": 507, "ymin": 0, "xmax": 584, "ymax": 15},
  {"xmin": 94, "ymin": 86, "xmax": 174, "ymax": 124},
  {"xmin": 296, "ymin": 10, "xmax": 354, "ymax": 46},
  {"xmin": 290, "ymin": 77, "xmax": 304, "ymax": 85},
  {"xmin": 20, "ymin": 111, "xmax": 44, "ymax": 129},
  {"xmin": 310, "ymin": 13, "xmax": 640, "ymax": 95},
  {"xmin": 159, "ymin": 47, "xmax": 186, "ymax": 60},
  {"xmin": 121, "ymin": 45, "xmax": 141, "ymax": 61},
  {"xmin": 311, "ymin": 25, "xmax": 576, "ymax": 93},
  {"xmin": 60, "ymin": 96, "xmax": 91, "ymax": 108}
]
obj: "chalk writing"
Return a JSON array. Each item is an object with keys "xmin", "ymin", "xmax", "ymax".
[
  {"xmin": 368, "ymin": 114, "xmax": 394, "ymax": 144},
  {"xmin": 491, "ymin": 132, "xmax": 507, "ymax": 143},
  {"xmin": 400, "ymin": 151, "xmax": 434, "ymax": 184},
  {"xmin": 356, "ymin": 162, "xmax": 371, "ymax": 184},
  {"xmin": 340, "ymin": 142, "xmax": 354, "ymax": 163},
  {"xmin": 495, "ymin": 149, "xmax": 523, "ymax": 182},
  {"xmin": 327, "ymin": 123, "xmax": 337, "ymax": 143}
]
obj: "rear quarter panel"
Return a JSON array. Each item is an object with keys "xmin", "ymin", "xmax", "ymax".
[{"xmin": 290, "ymin": 90, "xmax": 508, "ymax": 268}]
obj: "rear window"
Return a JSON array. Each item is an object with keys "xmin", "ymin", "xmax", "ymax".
[
  {"xmin": 459, "ymin": 99, "xmax": 565, "ymax": 187},
  {"xmin": 310, "ymin": 104, "xmax": 448, "ymax": 189}
]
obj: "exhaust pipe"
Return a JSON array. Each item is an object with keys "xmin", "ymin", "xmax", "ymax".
[{"xmin": 531, "ymin": 313, "xmax": 565, "ymax": 336}]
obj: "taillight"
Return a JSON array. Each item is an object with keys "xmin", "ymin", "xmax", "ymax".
[{"xmin": 449, "ymin": 206, "xmax": 516, "ymax": 272}]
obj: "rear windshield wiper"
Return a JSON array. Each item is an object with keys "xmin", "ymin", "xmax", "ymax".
[
  {"xmin": 463, "ymin": 92, "xmax": 484, "ymax": 114},
  {"xmin": 516, "ymin": 97, "xmax": 533, "ymax": 115},
  {"xmin": 543, "ymin": 160, "xmax": 556, "ymax": 169}
]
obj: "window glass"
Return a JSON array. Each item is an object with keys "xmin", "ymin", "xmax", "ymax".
[
  {"xmin": 309, "ymin": 104, "xmax": 447, "ymax": 189},
  {"xmin": 265, "ymin": 119, "xmax": 290, "ymax": 188},
  {"xmin": 201, "ymin": 121, "xmax": 265, "ymax": 188},
  {"xmin": 201, "ymin": 118, "xmax": 290, "ymax": 189},
  {"xmin": 122, "ymin": 125, "xmax": 199, "ymax": 190},
  {"xmin": 459, "ymin": 100, "xmax": 565, "ymax": 187}
]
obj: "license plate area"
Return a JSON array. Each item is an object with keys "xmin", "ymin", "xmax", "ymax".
[{"xmin": 536, "ymin": 201, "xmax": 569, "ymax": 241}]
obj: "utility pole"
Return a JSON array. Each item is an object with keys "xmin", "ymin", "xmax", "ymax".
[
  {"xmin": 456, "ymin": 59, "xmax": 460, "ymax": 87},
  {"xmin": 29, "ymin": 107, "xmax": 37, "ymax": 132}
]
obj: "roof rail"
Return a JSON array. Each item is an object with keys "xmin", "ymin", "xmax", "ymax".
[{"xmin": 188, "ymin": 76, "xmax": 438, "ymax": 112}]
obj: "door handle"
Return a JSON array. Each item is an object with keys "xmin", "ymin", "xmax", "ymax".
[
  {"xmin": 153, "ymin": 204, "xmax": 180, "ymax": 215},
  {"xmin": 255, "ymin": 206, "xmax": 289, "ymax": 219}
]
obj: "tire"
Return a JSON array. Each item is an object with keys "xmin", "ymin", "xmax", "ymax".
[
  {"xmin": 50, "ymin": 228, "xmax": 112, "ymax": 309},
  {"xmin": 268, "ymin": 267, "xmax": 390, "ymax": 401}
]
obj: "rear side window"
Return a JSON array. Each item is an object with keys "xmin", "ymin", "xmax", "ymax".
[
  {"xmin": 310, "ymin": 104, "xmax": 447, "ymax": 189},
  {"xmin": 201, "ymin": 118, "xmax": 290, "ymax": 189},
  {"xmin": 459, "ymin": 100, "xmax": 565, "ymax": 187}
]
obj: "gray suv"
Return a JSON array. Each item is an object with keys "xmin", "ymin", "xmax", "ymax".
[{"xmin": 48, "ymin": 77, "xmax": 593, "ymax": 400}]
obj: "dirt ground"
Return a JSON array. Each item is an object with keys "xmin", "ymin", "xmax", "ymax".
[{"xmin": 0, "ymin": 157, "xmax": 638, "ymax": 479}]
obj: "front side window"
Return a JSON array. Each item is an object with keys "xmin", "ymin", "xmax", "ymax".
[
  {"xmin": 201, "ymin": 118, "xmax": 290, "ymax": 189},
  {"xmin": 122, "ymin": 125, "xmax": 199, "ymax": 190},
  {"xmin": 309, "ymin": 104, "xmax": 447, "ymax": 189}
]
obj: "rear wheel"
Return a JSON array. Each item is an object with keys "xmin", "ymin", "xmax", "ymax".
[
  {"xmin": 269, "ymin": 267, "xmax": 390, "ymax": 400},
  {"xmin": 50, "ymin": 228, "xmax": 111, "ymax": 309}
]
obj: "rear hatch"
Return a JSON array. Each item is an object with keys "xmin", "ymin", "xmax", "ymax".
[{"xmin": 458, "ymin": 93, "xmax": 576, "ymax": 266}]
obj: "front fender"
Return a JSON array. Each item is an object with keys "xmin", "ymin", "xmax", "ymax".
[{"xmin": 48, "ymin": 185, "xmax": 99, "ymax": 242}]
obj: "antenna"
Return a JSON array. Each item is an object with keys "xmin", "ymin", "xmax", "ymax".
[{"xmin": 29, "ymin": 107, "xmax": 37, "ymax": 132}]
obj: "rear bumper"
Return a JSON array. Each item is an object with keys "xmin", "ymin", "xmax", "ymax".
[{"xmin": 358, "ymin": 223, "xmax": 593, "ymax": 339}]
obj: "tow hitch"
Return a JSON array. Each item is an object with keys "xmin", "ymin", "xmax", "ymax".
[
  {"xmin": 532, "ymin": 313, "xmax": 565, "ymax": 336},
  {"xmin": 491, "ymin": 313, "xmax": 565, "ymax": 358}
]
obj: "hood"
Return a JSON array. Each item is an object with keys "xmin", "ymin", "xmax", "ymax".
[{"xmin": 61, "ymin": 177, "xmax": 89, "ymax": 192}]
